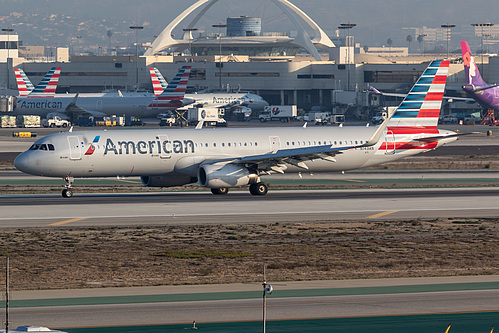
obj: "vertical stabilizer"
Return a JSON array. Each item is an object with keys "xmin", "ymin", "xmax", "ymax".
[
  {"xmin": 14, "ymin": 68, "xmax": 35, "ymax": 96},
  {"xmin": 148, "ymin": 66, "xmax": 191, "ymax": 109},
  {"xmin": 388, "ymin": 60, "xmax": 449, "ymax": 128},
  {"xmin": 461, "ymin": 40, "xmax": 487, "ymax": 86},
  {"xmin": 150, "ymin": 67, "xmax": 165, "ymax": 96},
  {"xmin": 28, "ymin": 67, "xmax": 61, "ymax": 97}
]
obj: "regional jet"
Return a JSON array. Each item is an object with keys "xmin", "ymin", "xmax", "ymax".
[
  {"xmin": 15, "ymin": 60, "xmax": 460, "ymax": 198},
  {"xmin": 10, "ymin": 66, "xmax": 192, "ymax": 119}
]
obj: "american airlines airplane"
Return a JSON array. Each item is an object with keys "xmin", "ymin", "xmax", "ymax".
[
  {"xmin": 15, "ymin": 60, "xmax": 459, "ymax": 198},
  {"xmin": 9, "ymin": 66, "xmax": 192, "ymax": 118},
  {"xmin": 150, "ymin": 67, "xmax": 269, "ymax": 111}
]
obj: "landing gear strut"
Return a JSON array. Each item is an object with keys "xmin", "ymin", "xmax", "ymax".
[
  {"xmin": 249, "ymin": 182, "xmax": 268, "ymax": 196},
  {"xmin": 62, "ymin": 176, "xmax": 74, "ymax": 198},
  {"xmin": 211, "ymin": 187, "xmax": 229, "ymax": 195}
]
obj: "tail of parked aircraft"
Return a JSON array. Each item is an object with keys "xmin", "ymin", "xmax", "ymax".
[
  {"xmin": 149, "ymin": 67, "xmax": 168, "ymax": 96},
  {"xmin": 387, "ymin": 60, "xmax": 449, "ymax": 128},
  {"xmin": 147, "ymin": 66, "xmax": 191, "ymax": 109},
  {"xmin": 14, "ymin": 68, "xmax": 35, "ymax": 96},
  {"xmin": 25, "ymin": 67, "xmax": 62, "ymax": 97},
  {"xmin": 461, "ymin": 41, "xmax": 487, "ymax": 87}
]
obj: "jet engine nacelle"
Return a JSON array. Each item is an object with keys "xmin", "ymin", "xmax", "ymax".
[
  {"xmin": 141, "ymin": 174, "xmax": 197, "ymax": 187},
  {"xmin": 198, "ymin": 164, "xmax": 258, "ymax": 188}
]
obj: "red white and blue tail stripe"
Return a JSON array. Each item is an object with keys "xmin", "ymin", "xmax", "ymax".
[
  {"xmin": 148, "ymin": 66, "xmax": 191, "ymax": 109},
  {"xmin": 149, "ymin": 67, "xmax": 168, "ymax": 96},
  {"xmin": 28, "ymin": 67, "xmax": 61, "ymax": 97},
  {"xmin": 388, "ymin": 60, "xmax": 449, "ymax": 128},
  {"xmin": 14, "ymin": 68, "xmax": 35, "ymax": 96}
]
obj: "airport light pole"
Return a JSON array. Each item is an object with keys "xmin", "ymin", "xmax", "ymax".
[
  {"xmin": 2, "ymin": 28, "xmax": 14, "ymax": 90},
  {"xmin": 338, "ymin": 22, "xmax": 356, "ymax": 91},
  {"xmin": 440, "ymin": 23, "xmax": 455, "ymax": 59},
  {"xmin": 129, "ymin": 25, "xmax": 143, "ymax": 91},
  {"xmin": 213, "ymin": 23, "xmax": 227, "ymax": 91},
  {"xmin": 471, "ymin": 22, "xmax": 494, "ymax": 73},
  {"xmin": 182, "ymin": 27, "xmax": 198, "ymax": 57}
]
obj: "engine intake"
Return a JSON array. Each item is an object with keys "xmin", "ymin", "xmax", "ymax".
[{"xmin": 198, "ymin": 164, "xmax": 257, "ymax": 188}]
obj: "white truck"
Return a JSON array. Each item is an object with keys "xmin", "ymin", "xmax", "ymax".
[
  {"xmin": 42, "ymin": 116, "xmax": 71, "ymax": 128},
  {"xmin": 187, "ymin": 106, "xmax": 227, "ymax": 127},
  {"xmin": 259, "ymin": 105, "xmax": 297, "ymax": 122}
]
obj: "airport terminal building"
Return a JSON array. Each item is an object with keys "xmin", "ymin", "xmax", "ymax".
[{"xmin": 0, "ymin": 0, "xmax": 497, "ymax": 118}]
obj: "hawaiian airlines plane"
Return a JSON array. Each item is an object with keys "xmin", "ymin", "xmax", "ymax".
[
  {"xmin": 15, "ymin": 60, "xmax": 459, "ymax": 198},
  {"xmin": 461, "ymin": 40, "xmax": 499, "ymax": 111}
]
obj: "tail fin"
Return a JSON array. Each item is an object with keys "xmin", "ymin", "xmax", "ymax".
[
  {"xmin": 14, "ymin": 68, "xmax": 35, "ymax": 96},
  {"xmin": 148, "ymin": 66, "xmax": 191, "ymax": 109},
  {"xmin": 150, "ymin": 67, "xmax": 169, "ymax": 96},
  {"xmin": 28, "ymin": 67, "xmax": 61, "ymax": 97},
  {"xmin": 388, "ymin": 60, "xmax": 449, "ymax": 128},
  {"xmin": 461, "ymin": 40, "xmax": 487, "ymax": 86}
]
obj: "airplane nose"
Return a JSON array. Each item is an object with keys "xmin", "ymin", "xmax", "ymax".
[{"xmin": 14, "ymin": 152, "xmax": 31, "ymax": 174}]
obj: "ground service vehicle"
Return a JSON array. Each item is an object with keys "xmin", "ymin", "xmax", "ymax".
[
  {"xmin": 42, "ymin": 116, "xmax": 70, "ymax": 128},
  {"xmin": 259, "ymin": 105, "xmax": 297, "ymax": 122}
]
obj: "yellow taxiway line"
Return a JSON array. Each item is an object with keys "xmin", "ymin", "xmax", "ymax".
[
  {"xmin": 367, "ymin": 211, "xmax": 398, "ymax": 219},
  {"xmin": 50, "ymin": 218, "xmax": 88, "ymax": 226}
]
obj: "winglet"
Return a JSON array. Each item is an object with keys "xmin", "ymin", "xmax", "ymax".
[
  {"xmin": 361, "ymin": 114, "xmax": 391, "ymax": 147},
  {"xmin": 195, "ymin": 120, "xmax": 204, "ymax": 130}
]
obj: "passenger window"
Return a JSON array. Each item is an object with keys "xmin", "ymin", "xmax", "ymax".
[
  {"xmin": 213, "ymin": 143, "xmax": 217, "ymax": 147},
  {"xmin": 205, "ymin": 143, "xmax": 208, "ymax": 147},
  {"xmin": 222, "ymin": 143, "xmax": 225, "ymax": 147},
  {"xmin": 228, "ymin": 143, "xmax": 231, "ymax": 147},
  {"xmin": 255, "ymin": 142, "xmax": 258, "ymax": 146}
]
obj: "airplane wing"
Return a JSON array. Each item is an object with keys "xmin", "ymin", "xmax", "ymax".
[
  {"xmin": 370, "ymin": 86, "xmax": 474, "ymax": 102},
  {"xmin": 63, "ymin": 94, "xmax": 106, "ymax": 118},
  {"xmin": 209, "ymin": 117, "xmax": 390, "ymax": 173}
]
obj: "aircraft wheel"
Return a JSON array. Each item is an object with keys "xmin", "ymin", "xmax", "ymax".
[
  {"xmin": 62, "ymin": 188, "xmax": 73, "ymax": 198},
  {"xmin": 249, "ymin": 182, "xmax": 268, "ymax": 196},
  {"xmin": 211, "ymin": 187, "xmax": 229, "ymax": 195}
]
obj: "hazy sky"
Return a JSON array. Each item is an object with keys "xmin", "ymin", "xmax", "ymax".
[{"xmin": 1, "ymin": 0, "xmax": 498, "ymax": 50}]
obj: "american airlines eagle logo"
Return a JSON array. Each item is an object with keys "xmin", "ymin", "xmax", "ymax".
[{"xmin": 84, "ymin": 136, "xmax": 100, "ymax": 155}]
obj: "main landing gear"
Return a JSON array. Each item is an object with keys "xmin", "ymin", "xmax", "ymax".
[
  {"xmin": 249, "ymin": 182, "xmax": 268, "ymax": 195},
  {"xmin": 62, "ymin": 176, "xmax": 74, "ymax": 198},
  {"xmin": 210, "ymin": 182, "xmax": 269, "ymax": 196}
]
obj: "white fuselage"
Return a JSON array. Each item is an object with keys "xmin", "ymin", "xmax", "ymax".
[
  {"xmin": 14, "ymin": 126, "xmax": 457, "ymax": 181},
  {"xmin": 12, "ymin": 94, "xmax": 169, "ymax": 118}
]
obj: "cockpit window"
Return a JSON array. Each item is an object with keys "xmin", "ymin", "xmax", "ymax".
[{"xmin": 28, "ymin": 143, "xmax": 55, "ymax": 151}]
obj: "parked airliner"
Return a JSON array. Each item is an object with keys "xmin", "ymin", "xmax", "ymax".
[
  {"xmin": 9, "ymin": 66, "xmax": 192, "ymax": 119},
  {"xmin": 150, "ymin": 67, "xmax": 269, "ymax": 111},
  {"xmin": 15, "ymin": 60, "xmax": 459, "ymax": 197},
  {"xmin": 461, "ymin": 40, "xmax": 499, "ymax": 111}
]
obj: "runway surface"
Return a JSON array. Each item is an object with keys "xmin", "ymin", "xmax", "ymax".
[{"xmin": 1, "ymin": 187, "xmax": 499, "ymax": 227}]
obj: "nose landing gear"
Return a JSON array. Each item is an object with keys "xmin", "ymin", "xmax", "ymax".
[{"xmin": 62, "ymin": 176, "xmax": 74, "ymax": 198}]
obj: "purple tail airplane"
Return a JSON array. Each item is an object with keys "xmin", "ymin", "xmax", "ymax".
[{"xmin": 461, "ymin": 40, "xmax": 499, "ymax": 111}]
